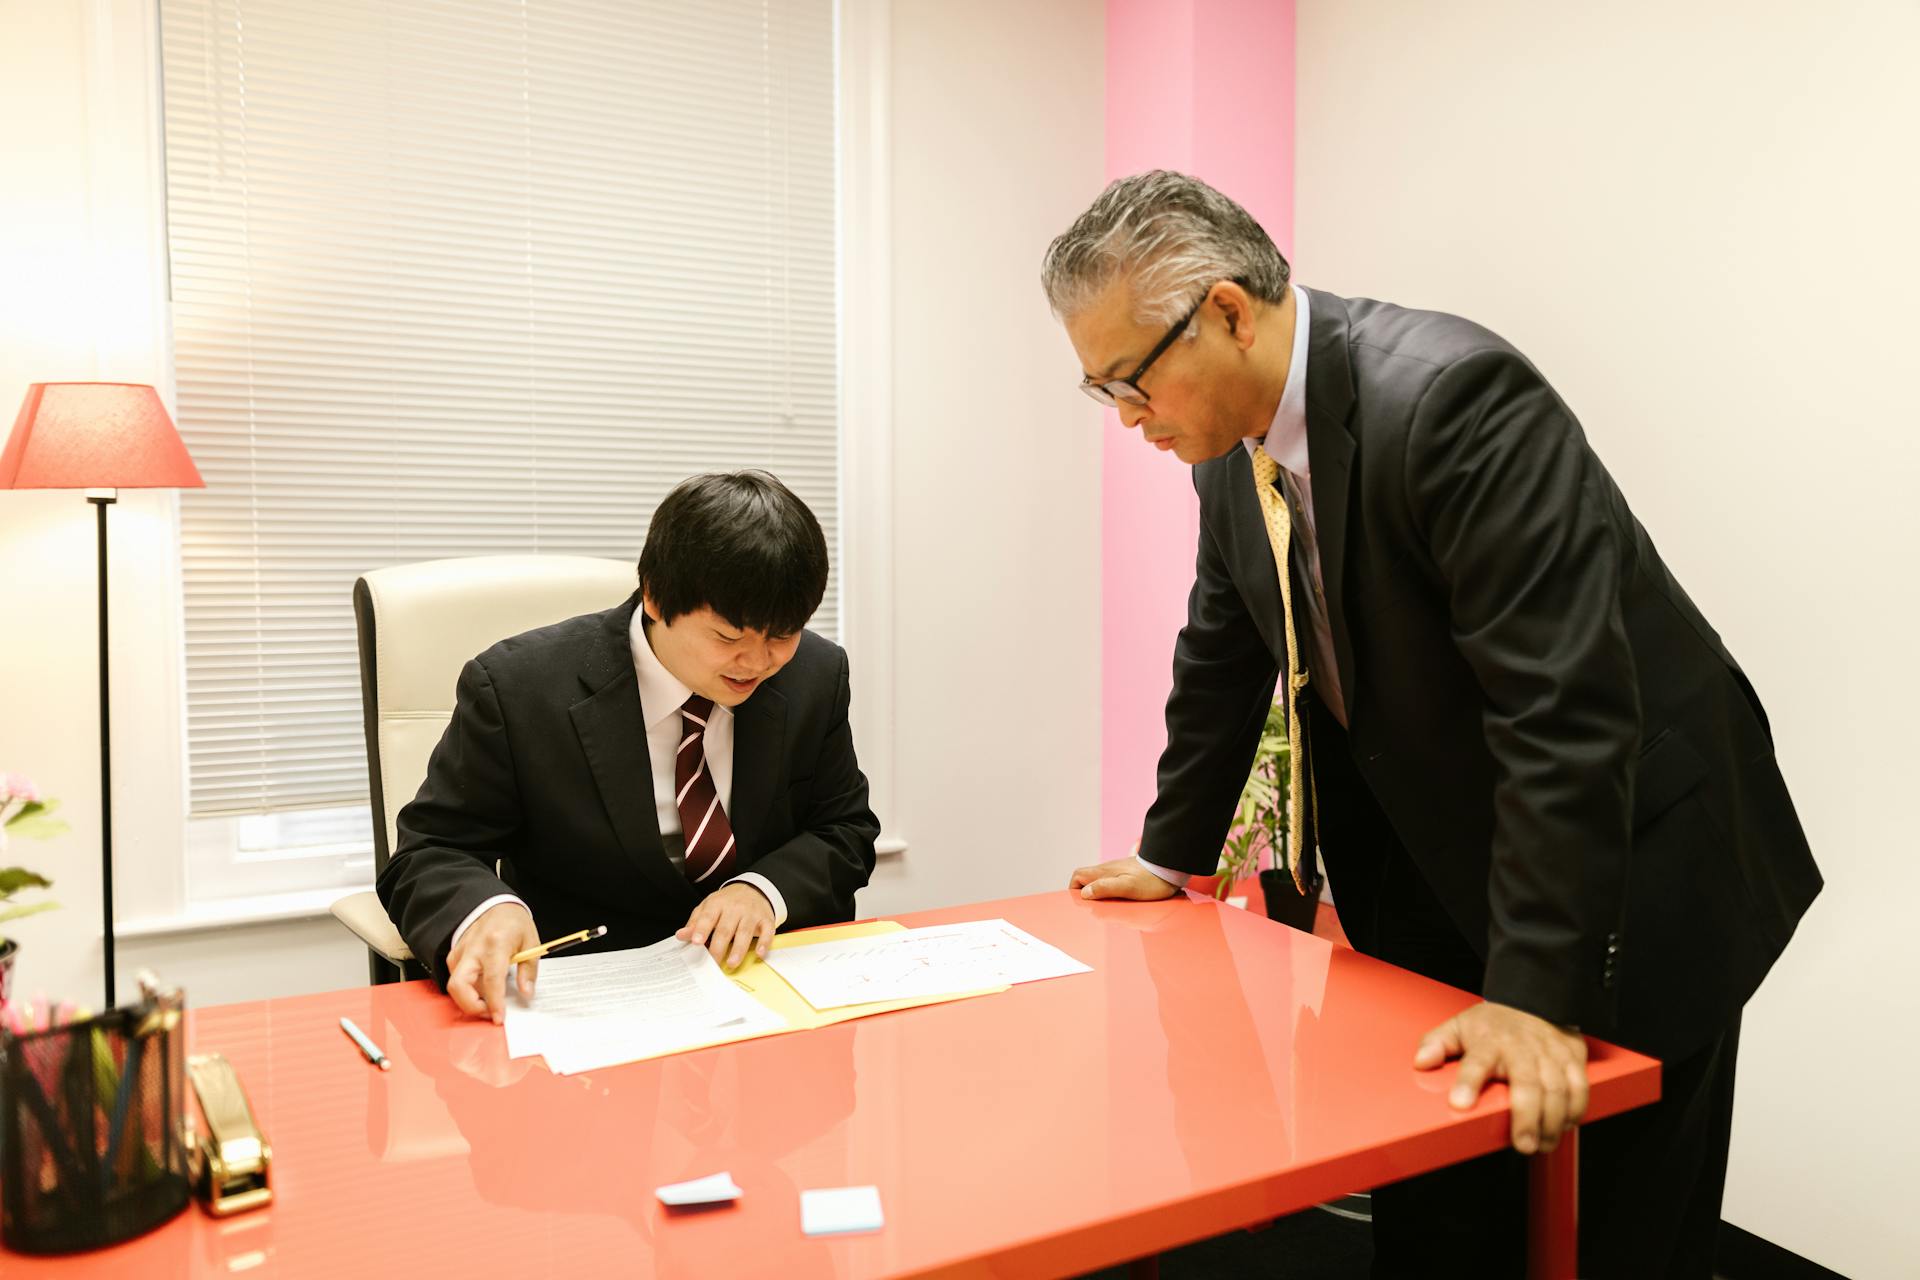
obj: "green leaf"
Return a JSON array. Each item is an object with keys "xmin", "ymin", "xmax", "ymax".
[
  {"xmin": 1219, "ymin": 695, "xmax": 1299, "ymax": 871},
  {"xmin": 0, "ymin": 898, "xmax": 60, "ymax": 925},
  {"xmin": 6, "ymin": 806, "xmax": 69, "ymax": 840},
  {"xmin": 0, "ymin": 868, "xmax": 54, "ymax": 895}
]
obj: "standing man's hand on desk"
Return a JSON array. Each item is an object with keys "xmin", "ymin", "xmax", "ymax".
[
  {"xmin": 1415, "ymin": 1001, "xmax": 1590, "ymax": 1155},
  {"xmin": 1069, "ymin": 856, "xmax": 1182, "ymax": 902},
  {"xmin": 447, "ymin": 901, "xmax": 541, "ymax": 1024}
]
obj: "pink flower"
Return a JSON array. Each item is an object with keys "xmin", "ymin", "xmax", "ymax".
[{"xmin": 0, "ymin": 774, "xmax": 39, "ymax": 805}]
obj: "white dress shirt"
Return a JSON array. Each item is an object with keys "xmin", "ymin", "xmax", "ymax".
[
  {"xmin": 1139, "ymin": 284, "xmax": 1343, "ymax": 890},
  {"xmin": 447, "ymin": 610, "xmax": 788, "ymax": 952}
]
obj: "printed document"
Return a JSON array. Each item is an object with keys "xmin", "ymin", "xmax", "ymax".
[
  {"xmin": 504, "ymin": 937, "xmax": 785, "ymax": 1073},
  {"xmin": 764, "ymin": 918, "xmax": 1091, "ymax": 1011}
]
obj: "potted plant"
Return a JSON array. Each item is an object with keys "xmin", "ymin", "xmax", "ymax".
[
  {"xmin": 1213, "ymin": 701, "xmax": 1319, "ymax": 931},
  {"xmin": 1, "ymin": 773, "xmax": 66, "ymax": 1008}
]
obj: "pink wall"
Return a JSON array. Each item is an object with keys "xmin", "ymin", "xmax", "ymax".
[{"xmin": 1101, "ymin": 0, "xmax": 1295, "ymax": 859}]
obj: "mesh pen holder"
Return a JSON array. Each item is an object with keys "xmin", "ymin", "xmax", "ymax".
[{"xmin": 0, "ymin": 988, "xmax": 191, "ymax": 1254}]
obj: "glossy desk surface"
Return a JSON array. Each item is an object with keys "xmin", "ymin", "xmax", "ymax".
[{"xmin": 11, "ymin": 891, "xmax": 1659, "ymax": 1277}]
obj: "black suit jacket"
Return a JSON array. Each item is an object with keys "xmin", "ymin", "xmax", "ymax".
[
  {"xmin": 1138, "ymin": 288, "xmax": 1822, "ymax": 1059},
  {"xmin": 377, "ymin": 592, "xmax": 880, "ymax": 987}
]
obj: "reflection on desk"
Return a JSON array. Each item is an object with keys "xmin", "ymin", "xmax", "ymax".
[{"xmin": 2, "ymin": 889, "xmax": 1658, "ymax": 1279}]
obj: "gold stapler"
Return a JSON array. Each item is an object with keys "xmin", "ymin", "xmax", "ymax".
[{"xmin": 187, "ymin": 1053, "xmax": 273, "ymax": 1215}]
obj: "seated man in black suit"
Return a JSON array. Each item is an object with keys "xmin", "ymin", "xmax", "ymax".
[{"xmin": 378, "ymin": 470, "xmax": 880, "ymax": 1022}]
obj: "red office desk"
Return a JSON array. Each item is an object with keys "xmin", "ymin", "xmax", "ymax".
[{"xmin": 6, "ymin": 890, "xmax": 1658, "ymax": 1278}]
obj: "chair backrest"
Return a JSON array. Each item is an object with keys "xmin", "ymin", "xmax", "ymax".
[{"xmin": 354, "ymin": 554, "xmax": 637, "ymax": 873}]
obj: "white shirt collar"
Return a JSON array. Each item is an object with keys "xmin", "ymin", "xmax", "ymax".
[
  {"xmin": 1242, "ymin": 283, "xmax": 1312, "ymax": 475},
  {"xmin": 628, "ymin": 606, "xmax": 705, "ymax": 732}
]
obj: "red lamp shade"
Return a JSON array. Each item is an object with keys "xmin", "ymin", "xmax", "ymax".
[{"xmin": 0, "ymin": 382, "xmax": 203, "ymax": 490}]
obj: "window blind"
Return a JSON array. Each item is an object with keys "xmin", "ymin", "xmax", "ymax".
[{"xmin": 160, "ymin": 0, "xmax": 838, "ymax": 817}]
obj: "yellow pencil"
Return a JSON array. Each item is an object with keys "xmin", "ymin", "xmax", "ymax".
[{"xmin": 510, "ymin": 925, "xmax": 607, "ymax": 966}]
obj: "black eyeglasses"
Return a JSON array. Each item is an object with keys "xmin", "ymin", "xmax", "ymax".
[{"xmin": 1078, "ymin": 283, "xmax": 1222, "ymax": 407}]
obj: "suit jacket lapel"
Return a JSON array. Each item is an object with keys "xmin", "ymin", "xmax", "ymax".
[
  {"xmin": 568, "ymin": 595, "xmax": 697, "ymax": 913},
  {"xmin": 1303, "ymin": 290, "xmax": 1360, "ymax": 713},
  {"xmin": 727, "ymin": 683, "xmax": 787, "ymax": 860}
]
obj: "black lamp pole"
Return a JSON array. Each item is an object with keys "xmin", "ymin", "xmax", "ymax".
[
  {"xmin": 90, "ymin": 491, "xmax": 116, "ymax": 1009},
  {"xmin": 4, "ymin": 383, "xmax": 205, "ymax": 1010}
]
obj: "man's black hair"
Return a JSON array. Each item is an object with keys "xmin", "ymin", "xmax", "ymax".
[{"xmin": 637, "ymin": 470, "xmax": 828, "ymax": 636}]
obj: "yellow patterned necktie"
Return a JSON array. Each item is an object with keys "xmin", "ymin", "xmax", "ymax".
[{"xmin": 1250, "ymin": 447, "xmax": 1314, "ymax": 893}]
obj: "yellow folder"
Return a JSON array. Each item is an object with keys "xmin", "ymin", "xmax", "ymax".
[
  {"xmin": 561, "ymin": 921, "xmax": 1007, "ymax": 1070},
  {"xmin": 730, "ymin": 919, "xmax": 1009, "ymax": 1029}
]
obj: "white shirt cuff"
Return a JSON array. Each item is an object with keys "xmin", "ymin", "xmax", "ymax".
[
  {"xmin": 449, "ymin": 893, "xmax": 529, "ymax": 953},
  {"xmin": 1134, "ymin": 854, "xmax": 1193, "ymax": 889},
  {"xmin": 724, "ymin": 871, "xmax": 789, "ymax": 927}
]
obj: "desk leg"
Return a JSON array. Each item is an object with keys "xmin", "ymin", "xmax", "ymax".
[{"xmin": 1526, "ymin": 1127, "xmax": 1579, "ymax": 1280}]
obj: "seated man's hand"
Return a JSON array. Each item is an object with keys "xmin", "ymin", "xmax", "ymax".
[
  {"xmin": 446, "ymin": 901, "xmax": 541, "ymax": 1025},
  {"xmin": 1414, "ymin": 1000, "xmax": 1590, "ymax": 1154},
  {"xmin": 1069, "ymin": 856, "xmax": 1182, "ymax": 902},
  {"xmin": 677, "ymin": 882, "xmax": 775, "ymax": 971}
]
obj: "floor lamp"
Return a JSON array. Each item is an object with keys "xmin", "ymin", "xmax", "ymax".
[{"xmin": 0, "ymin": 383, "xmax": 204, "ymax": 1008}]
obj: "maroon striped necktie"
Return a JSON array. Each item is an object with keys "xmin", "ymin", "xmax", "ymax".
[{"xmin": 675, "ymin": 694, "xmax": 739, "ymax": 886}]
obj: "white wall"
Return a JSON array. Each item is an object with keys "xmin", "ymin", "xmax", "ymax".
[
  {"xmin": 0, "ymin": 0, "xmax": 1106, "ymax": 1004},
  {"xmin": 857, "ymin": 0, "xmax": 1107, "ymax": 917},
  {"xmin": 1295, "ymin": 2, "xmax": 1919, "ymax": 1275}
]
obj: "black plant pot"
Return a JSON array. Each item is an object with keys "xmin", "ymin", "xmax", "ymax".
[{"xmin": 1259, "ymin": 867, "xmax": 1319, "ymax": 932}]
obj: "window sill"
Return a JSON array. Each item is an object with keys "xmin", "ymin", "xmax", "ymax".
[
  {"xmin": 116, "ymin": 887, "xmax": 351, "ymax": 940},
  {"xmin": 118, "ymin": 838, "xmax": 905, "ymax": 941}
]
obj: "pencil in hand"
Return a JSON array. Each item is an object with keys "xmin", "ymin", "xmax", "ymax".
[{"xmin": 509, "ymin": 925, "xmax": 608, "ymax": 967}]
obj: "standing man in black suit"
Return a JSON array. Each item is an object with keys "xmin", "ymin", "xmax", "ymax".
[
  {"xmin": 1045, "ymin": 172, "xmax": 1820, "ymax": 1277},
  {"xmin": 378, "ymin": 471, "xmax": 879, "ymax": 1024}
]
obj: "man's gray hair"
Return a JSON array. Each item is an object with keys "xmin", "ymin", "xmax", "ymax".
[{"xmin": 1041, "ymin": 170, "xmax": 1292, "ymax": 327}]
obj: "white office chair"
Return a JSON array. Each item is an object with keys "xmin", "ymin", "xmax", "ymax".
[{"xmin": 331, "ymin": 554, "xmax": 638, "ymax": 983}]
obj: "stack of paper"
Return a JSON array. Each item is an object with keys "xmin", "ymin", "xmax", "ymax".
[
  {"xmin": 499, "ymin": 919, "xmax": 1091, "ymax": 1075},
  {"xmin": 505, "ymin": 937, "xmax": 786, "ymax": 1074}
]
